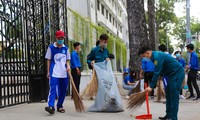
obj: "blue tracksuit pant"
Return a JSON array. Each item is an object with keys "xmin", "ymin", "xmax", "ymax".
[{"xmin": 48, "ymin": 77, "xmax": 68, "ymax": 109}]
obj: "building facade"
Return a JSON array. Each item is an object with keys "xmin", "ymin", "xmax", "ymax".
[{"xmin": 67, "ymin": 0, "xmax": 129, "ymax": 71}]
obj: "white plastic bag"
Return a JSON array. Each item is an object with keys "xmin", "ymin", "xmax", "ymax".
[{"xmin": 88, "ymin": 61, "xmax": 124, "ymax": 112}]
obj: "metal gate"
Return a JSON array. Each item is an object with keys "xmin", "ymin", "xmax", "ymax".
[{"xmin": 0, "ymin": 0, "xmax": 68, "ymax": 108}]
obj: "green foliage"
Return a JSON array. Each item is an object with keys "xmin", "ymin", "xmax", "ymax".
[
  {"xmin": 191, "ymin": 18, "xmax": 200, "ymax": 35},
  {"xmin": 121, "ymin": 44, "xmax": 127, "ymax": 67},
  {"xmin": 173, "ymin": 17, "xmax": 200, "ymax": 50},
  {"xmin": 155, "ymin": 0, "xmax": 178, "ymax": 52},
  {"xmin": 107, "ymin": 35, "xmax": 114, "ymax": 53},
  {"xmin": 156, "ymin": 0, "xmax": 178, "ymax": 30}
]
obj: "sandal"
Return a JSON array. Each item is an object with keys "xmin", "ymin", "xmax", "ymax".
[
  {"xmin": 45, "ymin": 107, "xmax": 55, "ymax": 114},
  {"xmin": 57, "ymin": 108, "xmax": 65, "ymax": 113}
]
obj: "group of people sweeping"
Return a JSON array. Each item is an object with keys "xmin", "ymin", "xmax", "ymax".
[
  {"xmin": 44, "ymin": 30, "xmax": 199, "ymax": 120},
  {"xmin": 126, "ymin": 44, "xmax": 199, "ymax": 120}
]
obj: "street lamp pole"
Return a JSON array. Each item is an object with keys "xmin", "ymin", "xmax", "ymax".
[{"xmin": 186, "ymin": 0, "xmax": 191, "ymax": 63}]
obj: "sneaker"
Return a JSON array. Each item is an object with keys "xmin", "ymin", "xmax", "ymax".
[
  {"xmin": 125, "ymin": 95, "xmax": 130, "ymax": 99},
  {"xmin": 193, "ymin": 97, "xmax": 200, "ymax": 101},
  {"xmin": 186, "ymin": 95, "xmax": 195, "ymax": 99},
  {"xmin": 180, "ymin": 95, "xmax": 186, "ymax": 99},
  {"xmin": 45, "ymin": 107, "xmax": 55, "ymax": 114},
  {"xmin": 159, "ymin": 116, "xmax": 171, "ymax": 120}
]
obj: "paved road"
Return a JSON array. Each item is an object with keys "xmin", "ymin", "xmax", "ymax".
[{"xmin": 0, "ymin": 97, "xmax": 199, "ymax": 120}]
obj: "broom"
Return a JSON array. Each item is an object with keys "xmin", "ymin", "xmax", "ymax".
[
  {"xmin": 115, "ymin": 75, "xmax": 127, "ymax": 96},
  {"xmin": 68, "ymin": 71, "xmax": 85, "ymax": 112},
  {"xmin": 157, "ymin": 77, "xmax": 165, "ymax": 102},
  {"xmin": 80, "ymin": 69, "xmax": 98, "ymax": 99},
  {"xmin": 130, "ymin": 80, "xmax": 141, "ymax": 95},
  {"xmin": 127, "ymin": 90, "xmax": 147, "ymax": 110}
]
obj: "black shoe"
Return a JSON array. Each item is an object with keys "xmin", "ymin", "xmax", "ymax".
[
  {"xmin": 45, "ymin": 107, "xmax": 55, "ymax": 114},
  {"xmin": 193, "ymin": 97, "xmax": 200, "ymax": 101},
  {"xmin": 186, "ymin": 95, "xmax": 195, "ymax": 99},
  {"xmin": 159, "ymin": 116, "xmax": 170, "ymax": 120},
  {"xmin": 150, "ymin": 96, "xmax": 154, "ymax": 100}
]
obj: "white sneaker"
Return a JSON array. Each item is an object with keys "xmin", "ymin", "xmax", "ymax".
[
  {"xmin": 180, "ymin": 95, "xmax": 186, "ymax": 99},
  {"xmin": 125, "ymin": 95, "xmax": 130, "ymax": 99}
]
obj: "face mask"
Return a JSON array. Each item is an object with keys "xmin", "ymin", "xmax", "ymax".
[
  {"xmin": 101, "ymin": 43, "xmax": 107, "ymax": 48},
  {"xmin": 176, "ymin": 54, "xmax": 181, "ymax": 58},
  {"xmin": 57, "ymin": 39, "xmax": 64, "ymax": 45}
]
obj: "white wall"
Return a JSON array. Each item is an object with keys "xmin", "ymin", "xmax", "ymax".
[{"xmin": 67, "ymin": 0, "xmax": 89, "ymax": 18}]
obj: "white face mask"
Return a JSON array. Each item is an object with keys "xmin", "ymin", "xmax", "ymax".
[{"xmin": 101, "ymin": 43, "xmax": 107, "ymax": 48}]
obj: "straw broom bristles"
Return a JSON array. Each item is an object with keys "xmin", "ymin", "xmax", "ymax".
[
  {"xmin": 130, "ymin": 80, "xmax": 141, "ymax": 94},
  {"xmin": 81, "ymin": 70, "xmax": 98, "ymax": 99},
  {"xmin": 115, "ymin": 75, "xmax": 127, "ymax": 96},
  {"xmin": 157, "ymin": 77, "xmax": 165, "ymax": 102},
  {"xmin": 157, "ymin": 77, "xmax": 162, "ymax": 102},
  {"xmin": 127, "ymin": 90, "xmax": 147, "ymax": 110},
  {"xmin": 68, "ymin": 71, "xmax": 85, "ymax": 112}
]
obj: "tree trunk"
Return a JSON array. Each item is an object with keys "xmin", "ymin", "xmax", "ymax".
[
  {"xmin": 127, "ymin": 0, "xmax": 148, "ymax": 73},
  {"xmin": 156, "ymin": 22, "xmax": 159, "ymax": 49},
  {"xmin": 148, "ymin": 0, "xmax": 156, "ymax": 50}
]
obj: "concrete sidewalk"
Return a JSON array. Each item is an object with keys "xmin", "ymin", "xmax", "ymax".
[{"xmin": 0, "ymin": 97, "xmax": 199, "ymax": 120}]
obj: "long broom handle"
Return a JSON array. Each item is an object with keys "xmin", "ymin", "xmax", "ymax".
[
  {"xmin": 68, "ymin": 71, "xmax": 79, "ymax": 94},
  {"xmin": 145, "ymin": 83, "xmax": 150, "ymax": 115}
]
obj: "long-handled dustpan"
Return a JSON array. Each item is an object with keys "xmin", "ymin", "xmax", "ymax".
[{"xmin": 135, "ymin": 83, "xmax": 152, "ymax": 119}]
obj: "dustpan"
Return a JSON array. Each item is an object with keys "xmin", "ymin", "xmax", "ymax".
[{"xmin": 135, "ymin": 83, "xmax": 152, "ymax": 119}]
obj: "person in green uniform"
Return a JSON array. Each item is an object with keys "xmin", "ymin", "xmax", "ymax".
[
  {"xmin": 138, "ymin": 46, "xmax": 185, "ymax": 120},
  {"xmin": 87, "ymin": 34, "xmax": 109, "ymax": 65}
]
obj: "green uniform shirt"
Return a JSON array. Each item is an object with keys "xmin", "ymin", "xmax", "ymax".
[
  {"xmin": 87, "ymin": 46, "xmax": 109, "ymax": 64},
  {"xmin": 150, "ymin": 51, "xmax": 183, "ymax": 88}
]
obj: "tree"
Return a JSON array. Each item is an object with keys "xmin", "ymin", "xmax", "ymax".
[
  {"xmin": 155, "ymin": 0, "xmax": 178, "ymax": 49},
  {"xmin": 147, "ymin": 0, "xmax": 156, "ymax": 50},
  {"xmin": 127, "ymin": 0, "xmax": 149, "ymax": 72},
  {"xmin": 191, "ymin": 18, "xmax": 200, "ymax": 40},
  {"xmin": 173, "ymin": 17, "xmax": 186, "ymax": 51},
  {"xmin": 173, "ymin": 17, "xmax": 200, "ymax": 51}
]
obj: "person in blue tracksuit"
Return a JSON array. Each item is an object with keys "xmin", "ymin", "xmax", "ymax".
[
  {"xmin": 140, "ymin": 58, "xmax": 155, "ymax": 98},
  {"xmin": 45, "ymin": 30, "xmax": 71, "ymax": 114},
  {"xmin": 70, "ymin": 42, "xmax": 82, "ymax": 98},
  {"xmin": 185, "ymin": 44, "xmax": 200, "ymax": 100},
  {"xmin": 138, "ymin": 46, "xmax": 184, "ymax": 120},
  {"xmin": 123, "ymin": 70, "xmax": 137, "ymax": 98},
  {"xmin": 174, "ymin": 51, "xmax": 186, "ymax": 99}
]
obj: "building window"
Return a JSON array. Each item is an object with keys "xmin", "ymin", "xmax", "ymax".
[
  {"xmin": 97, "ymin": 0, "xmax": 100, "ymax": 11},
  {"xmin": 101, "ymin": 5, "xmax": 104, "ymax": 15},
  {"xmin": 119, "ymin": 10, "xmax": 122, "ymax": 17},
  {"xmin": 115, "ymin": 21, "xmax": 118, "ymax": 28},
  {"xmin": 113, "ymin": 18, "xmax": 115, "ymax": 25},
  {"xmin": 106, "ymin": 10, "xmax": 108, "ymax": 19},
  {"xmin": 112, "ymin": 0, "xmax": 114, "ymax": 7},
  {"xmin": 109, "ymin": 14, "xmax": 112, "ymax": 22},
  {"xmin": 120, "ymin": 26, "xmax": 122, "ymax": 33}
]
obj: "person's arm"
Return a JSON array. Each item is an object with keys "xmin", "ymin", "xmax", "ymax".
[
  {"xmin": 66, "ymin": 49, "xmax": 71, "ymax": 71},
  {"xmin": 72, "ymin": 53, "xmax": 81, "ymax": 75},
  {"xmin": 45, "ymin": 47, "xmax": 51, "ymax": 79},
  {"xmin": 87, "ymin": 49, "xmax": 95, "ymax": 66},
  {"xmin": 127, "ymin": 81, "xmax": 136, "ymax": 86},
  {"xmin": 47, "ymin": 60, "xmax": 50, "ymax": 79},
  {"xmin": 140, "ymin": 69, "xmax": 143, "ymax": 79},
  {"xmin": 189, "ymin": 54, "xmax": 198, "ymax": 69},
  {"xmin": 106, "ymin": 49, "xmax": 110, "ymax": 61},
  {"xmin": 140, "ymin": 59, "xmax": 146, "ymax": 78},
  {"xmin": 182, "ymin": 59, "xmax": 186, "ymax": 68},
  {"xmin": 150, "ymin": 57, "xmax": 164, "ymax": 88}
]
